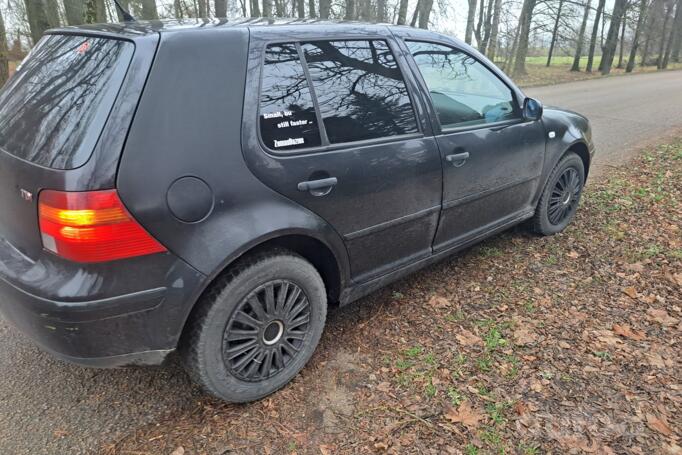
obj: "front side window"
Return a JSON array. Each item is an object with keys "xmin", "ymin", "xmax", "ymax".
[
  {"xmin": 406, "ymin": 41, "xmax": 518, "ymax": 129},
  {"xmin": 260, "ymin": 43, "xmax": 321, "ymax": 151},
  {"xmin": 301, "ymin": 40, "xmax": 419, "ymax": 144}
]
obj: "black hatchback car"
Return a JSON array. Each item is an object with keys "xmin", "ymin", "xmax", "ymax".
[{"xmin": 0, "ymin": 19, "xmax": 593, "ymax": 402}]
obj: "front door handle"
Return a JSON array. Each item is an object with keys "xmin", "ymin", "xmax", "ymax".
[
  {"xmin": 297, "ymin": 177, "xmax": 338, "ymax": 196},
  {"xmin": 445, "ymin": 152, "xmax": 470, "ymax": 168}
]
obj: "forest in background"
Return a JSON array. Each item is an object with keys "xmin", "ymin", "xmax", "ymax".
[{"xmin": 0, "ymin": 0, "xmax": 680, "ymax": 88}]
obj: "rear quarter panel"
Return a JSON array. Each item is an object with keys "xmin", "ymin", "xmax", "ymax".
[{"xmin": 117, "ymin": 27, "xmax": 350, "ymax": 290}]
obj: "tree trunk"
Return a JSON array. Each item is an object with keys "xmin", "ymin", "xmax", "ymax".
[
  {"xmin": 215, "ymin": 0, "xmax": 228, "ymax": 16},
  {"xmin": 113, "ymin": 0, "xmax": 131, "ymax": 21},
  {"xmin": 600, "ymin": 0, "xmax": 627, "ymax": 74},
  {"xmin": 641, "ymin": 3, "xmax": 657, "ymax": 66},
  {"xmin": 63, "ymin": 0, "xmax": 85, "ymax": 25},
  {"xmin": 0, "ymin": 7, "xmax": 8, "ymax": 87},
  {"xmin": 410, "ymin": 0, "xmax": 421, "ymax": 26},
  {"xmin": 504, "ymin": 18, "xmax": 520, "ymax": 71},
  {"xmin": 474, "ymin": 0, "xmax": 485, "ymax": 46},
  {"xmin": 464, "ymin": 0, "xmax": 477, "ymax": 44},
  {"xmin": 376, "ymin": 0, "xmax": 386, "ymax": 21},
  {"xmin": 626, "ymin": 0, "xmax": 648, "ymax": 72},
  {"xmin": 319, "ymin": 0, "xmax": 331, "ymax": 18},
  {"xmin": 512, "ymin": 0, "xmax": 537, "ymax": 76},
  {"xmin": 418, "ymin": 0, "xmax": 433, "ymax": 28},
  {"xmin": 397, "ymin": 0, "xmax": 409, "ymax": 24},
  {"xmin": 359, "ymin": 0, "xmax": 371, "ymax": 20},
  {"xmin": 44, "ymin": 0, "xmax": 61, "ymax": 27},
  {"xmin": 345, "ymin": 0, "xmax": 356, "ymax": 19},
  {"xmin": 617, "ymin": 5, "xmax": 628, "ymax": 68},
  {"xmin": 309, "ymin": 0, "xmax": 317, "ymax": 17},
  {"xmin": 586, "ymin": 0, "xmax": 605, "ymax": 71},
  {"xmin": 140, "ymin": 0, "xmax": 159, "ymax": 19},
  {"xmin": 661, "ymin": 0, "xmax": 681, "ymax": 68},
  {"xmin": 656, "ymin": 3, "xmax": 672, "ymax": 68},
  {"xmin": 486, "ymin": 0, "xmax": 503, "ymax": 59},
  {"xmin": 481, "ymin": 0, "xmax": 494, "ymax": 52},
  {"xmin": 571, "ymin": 0, "xmax": 592, "ymax": 71},
  {"xmin": 197, "ymin": 0, "xmax": 207, "ymax": 16},
  {"xmin": 296, "ymin": 0, "xmax": 304, "ymax": 17},
  {"xmin": 547, "ymin": 0, "xmax": 564, "ymax": 66},
  {"xmin": 24, "ymin": 0, "xmax": 51, "ymax": 43}
]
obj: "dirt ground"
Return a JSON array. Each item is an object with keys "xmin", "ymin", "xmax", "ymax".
[{"xmin": 103, "ymin": 139, "xmax": 681, "ymax": 455}]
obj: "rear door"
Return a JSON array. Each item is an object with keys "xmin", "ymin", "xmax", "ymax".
[
  {"xmin": 242, "ymin": 31, "xmax": 442, "ymax": 282},
  {"xmin": 398, "ymin": 37, "xmax": 546, "ymax": 251}
]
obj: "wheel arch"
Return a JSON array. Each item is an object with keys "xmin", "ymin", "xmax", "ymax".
[
  {"xmin": 177, "ymin": 230, "xmax": 348, "ymax": 349},
  {"xmin": 566, "ymin": 140, "xmax": 591, "ymax": 179}
]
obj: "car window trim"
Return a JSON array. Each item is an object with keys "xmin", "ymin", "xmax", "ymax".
[
  {"xmin": 256, "ymin": 37, "xmax": 424, "ymax": 156},
  {"xmin": 402, "ymin": 38, "xmax": 525, "ymax": 135}
]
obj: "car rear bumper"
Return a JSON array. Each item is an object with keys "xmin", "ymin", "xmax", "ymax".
[{"xmin": 0, "ymin": 239, "xmax": 206, "ymax": 367}]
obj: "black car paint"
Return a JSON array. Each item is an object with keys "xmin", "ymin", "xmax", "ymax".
[{"xmin": 0, "ymin": 19, "xmax": 594, "ymax": 367}]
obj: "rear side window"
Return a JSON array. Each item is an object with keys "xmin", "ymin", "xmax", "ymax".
[
  {"xmin": 259, "ymin": 44, "xmax": 322, "ymax": 151},
  {"xmin": 0, "ymin": 35, "xmax": 134, "ymax": 170},
  {"xmin": 301, "ymin": 40, "xmax": 418, "ymax": 144}
]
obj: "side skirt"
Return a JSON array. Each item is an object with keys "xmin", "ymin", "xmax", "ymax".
[{"xmin": 339, "ymin": 208, "xmax": 535, "ymax": 305}]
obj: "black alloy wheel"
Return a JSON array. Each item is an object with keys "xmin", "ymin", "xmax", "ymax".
[{"xmin": 223, "ymin": 280, "xmax": 311, "ymax": 382}]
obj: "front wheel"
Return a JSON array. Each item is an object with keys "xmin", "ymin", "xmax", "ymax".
[
  {"xmin": 182, "ymin": 250, "xmax": 327, "ymax": 402},
  {"xmin": 531, "ymin": 152, "xmax": 585, "ymax": 235}
]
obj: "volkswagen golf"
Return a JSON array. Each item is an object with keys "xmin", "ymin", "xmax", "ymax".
[{"xmin": 0, "ymin": 19, "xmax": 594, "ymax": 402}]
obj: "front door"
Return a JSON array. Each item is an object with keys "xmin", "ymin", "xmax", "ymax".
[
  {"xmin": 401, "ymin": 39, "xmax": 546, "ymax": 251},
  {"xmin": 242, "ymin": 34, "xmax": 443, "ymax": 282}
]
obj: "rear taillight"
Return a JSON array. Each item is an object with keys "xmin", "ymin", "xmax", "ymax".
[{"xmin": 38, "ymin": 190, "xmax": 167, "ymax": 263}]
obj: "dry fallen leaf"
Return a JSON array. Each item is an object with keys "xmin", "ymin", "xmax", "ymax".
[
  {"xmin": 376, "ymin": 382, "xmax": 391, "ymax": 393},
  {"xmin": 567, "ymin": 250, "xmax": 580, "ymax": 258},
  {"xmin": 373, "ymin": 442, "xmax": 389, "ymax": 451},
  {"xmin": 170, "ymin": 447, "xmax": 185, "ymax": 455},
  {"xmin": 513, "ymin": 327, "xmax": 538, "ymax": 346},
  {"xmin": 625, "ymin": 262, "xmax": 645, "ymax": 273},
  {"xmin": 622, "ymin": 286, "xmax": 638, "ymax": 299},
  {"xmin": 444, "ymin": 401, "xmax": 485, "ymax": 429},
  {"xmin": 428, "ymin": 295, "xmax": 451, "ymax": 309},
  {"xmin": 319, "ymin": 445, "xmax": 333, "ymax": 455},
  {"xmin": 645, "ymin": 413, "xmax": 672, "ymax": 436},
  {"xmin": 612, "ymin": 323, "xmax": 646, "ymax": 341},
  {"xmin": 646, "ymin": 308, "xmax": 678, "ymax": 326},
  {"xmin": 456, "ymin": 329, "xmax": 482, "ymax": 347}
]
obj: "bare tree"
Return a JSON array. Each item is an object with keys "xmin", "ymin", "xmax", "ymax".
[
  {"xmin": 656, "ymin": 1, "xmax": 672, "ymax": 68},
  {"xmin": 397, "ymin": 0, "xmax": 409, "ymax": 23},
  {"xmin": 513, "ymin": 0, "xmax": 538, "ymax": 76},
  {"xmin": 600, "ymin": 0, "xmax": 628, "ymax": 74},
  {"xmin": 571, "ymin": 0, "xmax": 592, "ymax": 71},
  {"xmin": 319, "ymin": 0, "xmax": 331, "ymax": 18},
  {"xmin": 546, "ymin": 0, "xmax": 564, "ymax": 66},
  {"xmin": 418, "ymin": 0, "xmax": 433, "ymax": 28},
  {"xmin": 661, "ymin": 0, "xmax": 680, "ymax": 68},
  {"xmin": 465, "ymin": 0, "xmax": 477, "ymax": 44},
  {"xmin": 586, "ymin": 0, "xmax": 606, "ymax": 71},
  {"xmin": 626, "ymin": 0, "xmax": 649, "ymax": 71},
  {"xmin": 215, "ymin": 0, "xmax": 228, "ymax": 16},
  {"xmin": 140, "ymin": 0, "xmax": 159, "ymax": 19},
  {"xmin": 0, "ymin": 6, "xmax": 8, "ymax": 87},
  {"xmin": 64, "ymin": 0, "xmax": 85, "ymax": 24},
  {"xmin": 345, "ymin": 0, "xmax": 356, "ymax": 19},
  {"xmin": 487, "ymin": 0, "xmax": 503, "ymax": 59},
  {"xmin": 24, "ymin": 0, "xmax": 51, "ymax": 43},
  {"xmin": 616, "ymin": 5, "xmax": 628, "ymax": 68}
]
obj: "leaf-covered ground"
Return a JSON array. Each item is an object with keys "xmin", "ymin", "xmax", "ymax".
[{"xmin": 106, "ymin": 141, "xmax": 681, "ymax": 455}]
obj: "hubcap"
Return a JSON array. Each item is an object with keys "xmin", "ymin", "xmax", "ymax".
[
  {"xmin": 223, "ymin": 280, "xmax": 311, "ymax": 382},
  {"xmin": 548, "ymin": 167, "xmax": 582, "ymax": 225}
]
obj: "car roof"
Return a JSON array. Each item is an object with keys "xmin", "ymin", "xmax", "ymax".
[{"xmin": 49, "ymin": 18, "xmax": 421, "ymax": 39}]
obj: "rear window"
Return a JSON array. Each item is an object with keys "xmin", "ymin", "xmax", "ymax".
[{"xmin": 0, "ymin": 35, "xmax": 134, "ymax": 170}]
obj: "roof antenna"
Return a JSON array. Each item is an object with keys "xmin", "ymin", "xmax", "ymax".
[{"xmin": 113, "ymin": 0, "xmax": 136, "ymax": 22}]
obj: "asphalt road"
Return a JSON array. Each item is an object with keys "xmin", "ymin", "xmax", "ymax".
[{"xmin": 1, "ymin": 70, "xmax": 682, "ymax": 455}]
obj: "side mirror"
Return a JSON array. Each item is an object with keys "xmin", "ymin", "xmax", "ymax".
[{"xmin": 523, "ymin": 97, "xmax": 543, "ymax": 121}]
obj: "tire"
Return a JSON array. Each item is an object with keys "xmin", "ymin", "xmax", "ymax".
[
  {"xmin": 531, "ymin": 152, "xmax": 585, "ymax": 236},
  {"xmin": 182, "ymin": 249, "xmax": 327, "ymax": 403}
]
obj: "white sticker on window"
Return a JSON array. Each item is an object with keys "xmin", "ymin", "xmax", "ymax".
[{"xmin": 274, "ymin": 138, "xmax": 305, "ymax": 148}]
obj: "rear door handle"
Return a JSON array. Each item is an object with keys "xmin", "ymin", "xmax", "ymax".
[
  {"xmin": 445, "ymin": 152, "xmax": 470, "ymax": 168},
  {"xmin": 297, "ymin": 177, "xmax": 338, "ymax": 194}
]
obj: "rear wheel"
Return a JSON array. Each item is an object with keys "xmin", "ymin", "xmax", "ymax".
[
  {"xmin": 531, "ymin": 152, "xmax": 585, "ymax": 235},
  {"xmin": 182, "ymin": 250, "xmax": 327, "ymax": 402}
]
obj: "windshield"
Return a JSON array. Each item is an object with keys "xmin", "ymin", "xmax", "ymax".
[{"xmin": 0, "ymin": 34, "xmax": 134, "ymax": 170}]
